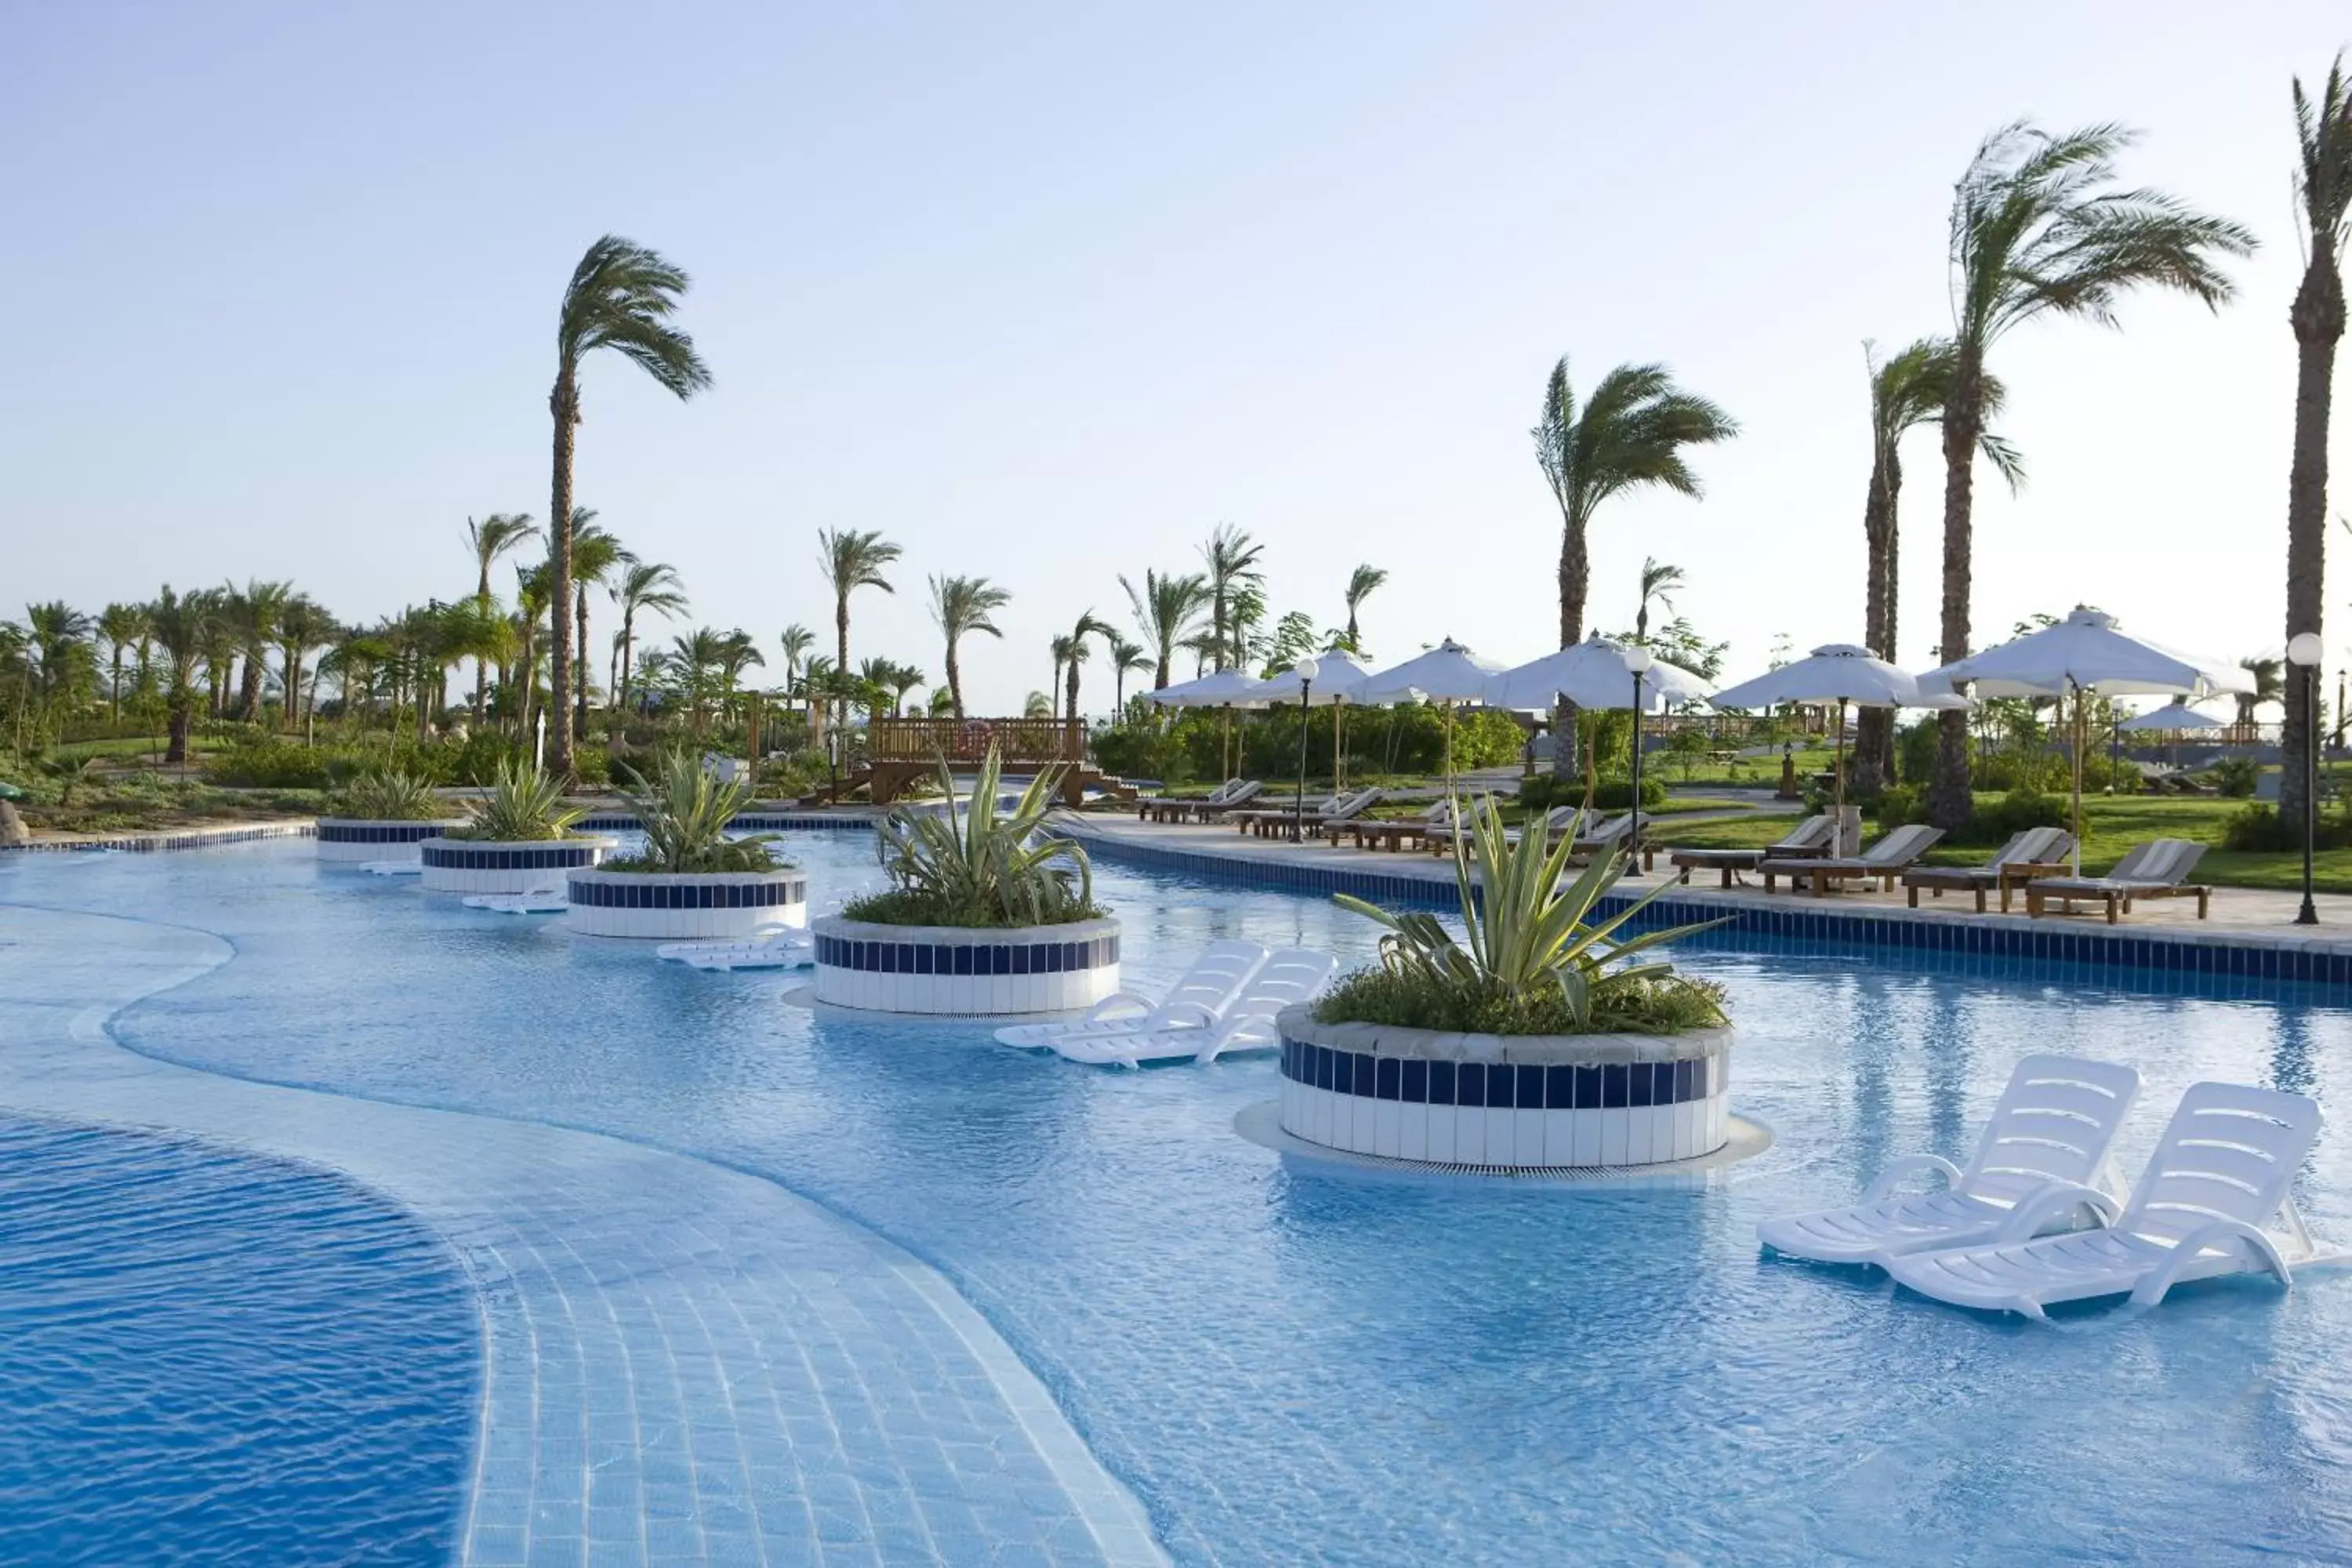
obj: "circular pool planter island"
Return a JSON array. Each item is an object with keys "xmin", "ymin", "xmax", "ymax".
[
  {"xmin": 418, "ymin": 836, "xmax": 615, "ymax": 895},
  {"xmin": 810, "ymin": 913, "xmax": 1121, "ymax": 1015},
  {"xmin": 564, "ymin": 866, "xmax": 808, "ymax": 939},
  {"xmin": 1276, "ymin": 1007, "xmax": 1733, "ymax": 1171},
  {"xmin": 315, "ymin": 816, "xmax": 470, "ymax": 863}
]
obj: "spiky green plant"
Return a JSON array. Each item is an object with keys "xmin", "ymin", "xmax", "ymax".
[
  {"xmin": 332, "ymin": 768, "xmax": 446, "ymax": 821},
  {"xmin": 848, "ymin": 744, "xmax": 1099, "ymax": 927},
  {"xmin": 455, "ymin": 757, "xmax": 584, "ymax": 841},
  {"xmin": 1324, "ymin": 793, "xmax": 1726, "ymax": 1035},
  {"xmin": 608, "ymin": 750, "xmax": 784, "ymax": 873}
]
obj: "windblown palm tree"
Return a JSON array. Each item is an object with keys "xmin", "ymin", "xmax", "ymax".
[
  {"xmin": 195, "ymin": 605, "xmax": 239, "ymax": 720},
  {"xmin": 513, "ymin": 564, "xmax": 553, "ymax": 739},
  {"xmin": 97, "ymin": 602, "xmax": 146, "ymax": 723},
  {"xmin": 1107, "ymin": 634, "xmax": 1152, "ymax": 718},
  {"xmin": 1062, "ymin": 612, "xmax": 1112, "ymax": 721},
  {"xmin": 545, "ymin": 236, "xmax": 710, "ymax": 775},
  {"xmin": 568, "ymin": 514, "xmax": 633, "ymax": 733},
  {"xmin": 225, "ymin": 579, "xmax": 289, "ymax": 721},
  {"xmin": 1531, "ymin": 358, "xmax": 1737, "ymax": 775},
  {"xmin": 144, "ymin": 586, "xmax": 215, "ymax": 763},
  {"xmin": 1198, "ymin": 525, "xmax": 1263, "ymax": 671},
  {"xmin": 1340, "ymin": 564, "xmax": 1387, "ymax": 656},
  {"xmin": 1120, "ymin": 568, "xmax": 1208, "ymax": 690},
  {"xmin": 2283, "ymin": 58, "xmax": 2352, "ymax": 826},
  {"xmin": 1633, "ymin": 558, "xmax": 1683, "ymax": 644},
  {"xmin": 25, "ymin": 601, "xmax": 93, "ymax": 707},
  {"xmin": 928, "ymin": 574, "xmax": 1010, "ymax": 720},
  {"xmin": 275, "ymin": 594, "xmax": 333, "ymax": 731},
  {"xmin": 611, "ymin": 560, "xmax": 688, "ymax": 713},
  {"xmin": 777, "ymin": 623, "xmax": 816, "ymax": 733},
  {"xmin": 1853, "ymin": 339, "xmax": 2023, "ymax": 786},
  {"xmin": 2237, "ymin": 656, "xmax": 2285, "ymax": 729},
  {"xmin": 717, "ymin": 630, "xmax": 766, "ymax": 726},
  {"xmin": 466, "ymin": 513, "xmax": 537, "ymax": 718},
  {"xmin": 1925, "ymin": 123, "xmax": 2254, "ymax": 827},
  {"xmin": 818, "ymin": 528, "xmax": 901, "ymax": 728}
]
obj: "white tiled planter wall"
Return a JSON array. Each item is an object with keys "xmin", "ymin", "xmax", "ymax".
[
  {"xmin": 418, "ymin": 837, "xmax": 615, "ymax": 895},
  {"xmin": 1276, "ymin": 1011, "xmax": 1732, "ymax": 1170},
  {"xmin": 564, "ymin": 869, "xmax": 808, "ymax": 939},
  {"xmin": 315, "ymin": 818, "xmax": 469, "ymax": 862},
  {"xmin": 810, "ymin": 915, "xmax": 1121, "ymax": 1015}
]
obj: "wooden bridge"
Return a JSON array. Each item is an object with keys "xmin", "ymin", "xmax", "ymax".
[{"xmin": 866, "ymin": 717, "xmax": 1126, "ymax": 804}]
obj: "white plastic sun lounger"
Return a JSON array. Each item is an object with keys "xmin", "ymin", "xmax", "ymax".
[
  {"xmin": 1050, "ymin": 948, "xmax": 1336, "ymax": 1067},
  {"xmin": 360, "ymin": 859, "xmax": 423, "ymax": 877},
  {"xmin": 463, "ymin": 883, "xmax": 569, "ymax": 914},
  {"xmin": 1758, "ymin": 1054, "xmax": 2141, "ymax": 1267},
  {"xmin": 657, "ymin": 923, "xmax": 815, "ymax": 971},
  {"xmin": 1883, "ymin": 1083, "xmax": 2332, "ymax": 1319},
  {"xmin": 993, "ymin": 940, "xmax": 1269, "ymax": 1047}
]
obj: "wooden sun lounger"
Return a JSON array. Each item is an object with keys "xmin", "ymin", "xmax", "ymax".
[
  {"xmin": 1900, "ymin": 826, "xmax": 2076, "ymax": 913},
  {"xmin": 1761, "ymin": 825, "xmax": 1945, "ymax": 895},
  {"xmin": 2024, "ymin": 840, "xmax": 2212, "ymax": 924}
]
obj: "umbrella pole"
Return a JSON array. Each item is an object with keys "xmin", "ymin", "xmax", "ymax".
[
  {"xmin": 1834, "ymin": 697, "xmax": 1847, "ymax": 852},
  {"xmin": 1444, "ymin": 701, "xmax": 1456, "ymax": 792},
  {"xmin": 1334, "ymin": 699, "xmax": 1343, "ymax": 793},
  {"xmin": 2072, "ymin": 681, "xmax": 2085, "ymax": 874}
]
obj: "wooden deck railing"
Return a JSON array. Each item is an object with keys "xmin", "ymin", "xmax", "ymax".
[{"xmin": 869, "ymin": 717, "xmax": 1087, "ymax": 764}]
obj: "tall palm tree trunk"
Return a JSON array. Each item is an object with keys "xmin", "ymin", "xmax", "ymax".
[
  {"xmin": 1928, "ymin": 368, "xmax": 1984, "ymax": 830},
  {"xmin": 1552, "ymin": 521, "xmax": 1590, "ymax": 780},
  {"xmin": 575, "ymin": 583, "xmax": 593, "ymax": 739},
  {"xmin": 946, "ymin": 642, "xmax": 964, "ymax": 720},
  {"xmin": 2281, "ymin": 252, "xmax": 2343, "ymax": 827},
  {"xmin": 547, "ymin": 366, "xmax": 579, "ymax": 776},
  {"xmin": 1853, "ymin": 452, "xmax": 1898, "ymax": 791},
  {"xmin": 473, "ymin": 562, "xmax": 493, "ymax": 724}
]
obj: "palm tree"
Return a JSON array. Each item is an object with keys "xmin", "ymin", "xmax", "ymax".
[
  {"xmin": 196, "ymin": 604, "xmax": 239, "ymax": 720},
  {"xmin": 97, "ymin": 602, "xmax": 145, "ymax": 723},
  {"xmin": 1633, "ymin": 558, "xmax": 1683, "ymax": 644},
  {"xmin": 928, "ymin": 574, "xmax": 1010, "ymax": 720},
  {"xmin": 1926, "ymin": 123, "xmax": 2254, "ymax": 827},
  {"xmin": 144, "ymin": 586, "xmax": 214, "ymax": 763},
  {"xmin": 778, "ymin": 623, "xmax": 816, "ymax": 734},
  {"xmin": 611, "ymin": 560, "xmax": 688, "ymax": 713},
  {"xmin": 1198, "ymin": 524, "xmax": 1263, "ymax": 670},
  {"xmin": 1107, "ymin": 634, "xmax": 1152, "ymax": 718},
  {"xmin": 817, "ymin": 528, "xmax": 902, "ymax": 728},
  {"xmin": 717, "ymin": 630, "xmax": 766, "ymax": 727},
  {"xmin": 24, "ymin": 602, "xmax": 93, "ymax": 724},
  {"xmin": 1023, "ymin": 690, "xmax": 1054, "ymax": 718},
  {"xmin": 1531, "ymin": 358, "xmax": 1737, "ymax": 775},
  {"xmin": 224, "ymin": 579, "xmax": 289, "ymax": 721},
  {"xmin": 2283, "ymin": 59, "xmax": 2352, "ymax": 828},
  {"xmin": 466, "ymin": 512, "xmax": 538, "ymax": 718},
  {"xmin": 568, "ymin": 514, "xmax": 633, "ymax": 733},
  {"xmin": 1120, "ymin": 568, "xmax": 1209, "ymax": 689},
  {"xmin": 1062, "ymin": 612, "xmax": 1112, "ymax": 721},
  {"xmin": 1340, "ymin": 563, "xmax": 1387, "ymax": 655},
  {"xmin": 513, "ymin": 563, "xmax": 553, "ymax": 740},
  {"xmin": 545, "ymin": 235, "xmax": 710, "ymax": 775},
  {"xmin": 276, "ymin": 594, "xmax": 332, "ymax": 731},
  {"xmin": 668, "ymin": 627, "xmax": 728, "ymax": 736},
  {"xmin": 2237, "ymin": 656, "xmax": 2285, "ymax": 729},
  {"xmin": 1048, "ymin": 635, "xmax": 1073, "ymax": 716},
  {"xmin": 1852, "ymin": 339, "xmax": 2024, "ymax": 786}
]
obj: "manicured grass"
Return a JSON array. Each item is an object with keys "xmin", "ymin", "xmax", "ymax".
[
  {"xmin": 1651, "ymin": 794, "xmax": 2352, "ymax": 894},
  {"xmin": 9, "ymin": 768, "xmax": 325, "ymax": 835}
]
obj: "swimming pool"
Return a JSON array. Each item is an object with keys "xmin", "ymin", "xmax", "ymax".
[{"xmin": 5, "ymin": 831, "xmax": 2352, "ymax": 1566}]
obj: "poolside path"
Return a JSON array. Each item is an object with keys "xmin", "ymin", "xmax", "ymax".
[{"xmin": 0, "ymin": 903, "xmax": 1167, "ymax": 1568}]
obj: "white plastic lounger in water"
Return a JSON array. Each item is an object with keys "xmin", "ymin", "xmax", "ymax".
[
  {"xmin": 1883, "ymin": 1083, "xmax": 2331, "ymax": 1319},
  {"xmin": 463, "ymin": 884, "xmax": 569, "ymax": 915},
  {"xmin": 1758, "ymin": 1054, "xmax": 2141, "ymax": 1266},
  {"xmin": 656, "ymin": 924, "xmax": 815, "ymax": 971},
  {"xmin": 360, "ymin": 860, "xmax": 423, "ymax": 877},
  {"xmin": 1050, "ymin": 948, "xmax": 1336, "ymax": 1067},
  {"xmin": 993, "ymin": 940, "xmax": 1269, "ymax": 1048}
]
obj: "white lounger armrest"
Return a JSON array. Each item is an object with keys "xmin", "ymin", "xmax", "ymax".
[
  {"xmin": 1078, "ymin": 990, "xmax": 1156, "ymax": 1023},
  {"xmin": 1991, "ymin": 1180, "xmax": 2122, "ymax": 1243},
  {"xmin": 2129, "ymin": 1218, "xmax": 2295, "ymax": 1307},
  {"xmin": 1862, "ymin": 1153, "xmax": 1963, "ymax": 1202}
]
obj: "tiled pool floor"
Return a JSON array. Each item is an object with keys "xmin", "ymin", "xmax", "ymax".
[{"xmin": 0, "ymin": 905, "xmax": 1163, "ymax": 1568}]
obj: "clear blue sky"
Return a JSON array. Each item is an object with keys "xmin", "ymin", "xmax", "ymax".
[{"xmin": 5, "ymin": 3, "xmax": 2347, "ymax": 714}]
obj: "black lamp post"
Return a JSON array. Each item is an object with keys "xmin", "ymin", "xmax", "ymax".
[
  {"xmin": 1625, "ymin": 646, "xmax": 1653, "ymax": 875},
  {"xmin": 2289, "ymin": 633, "xmax": 2324, "ymax": 925},
  {"xmin": 1291, "ymin": 656, "xmax": 1319, "ymax": 844}
]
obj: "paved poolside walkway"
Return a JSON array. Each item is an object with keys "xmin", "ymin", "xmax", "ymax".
[
  {"xmin": 0, "ymin": 905, "xmax": 1166, "ymax": 1568},
  {"xmin": 1064, "ymin": 814, "xmax": 2352, "ymax": 960}
]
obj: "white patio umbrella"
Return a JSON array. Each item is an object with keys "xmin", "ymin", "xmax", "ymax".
[
  {"xmin": 1481, "ymin": 633, "xmax": 1716, "ymax": 713},
  {"xmin": 2118, "ymin": 701, "xmax": 2228, "ymax": 733},
  {"xmin": 1925, "ymin": 607, "xmax": 2250, "ymax": 870},
  {"xmin": 1359, "ymin": 639, "xmax": 1504, "ymax": 785},
  {"xmin": 1709, "ymin": 644, "xmax": 1962, "ymax": 841},
  {"xmin": 1240, "ymin": 652, "xmax": 1376, "ymax": 789},
  {"xmin": 1147, "ymin": 667, "xmax": 1269, "ymax": 784}
]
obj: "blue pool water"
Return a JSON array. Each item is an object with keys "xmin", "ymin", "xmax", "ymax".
[
  {"xmin": 7, "ymin": 832, "xmax": 2352, "ymax": 1565},
  {"xmin": 0, "ymin": 1114, "xmax": 477, "ymax": 1566}
]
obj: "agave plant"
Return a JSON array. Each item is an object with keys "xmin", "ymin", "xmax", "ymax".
[
  {"xmin": 1330, "ymin": 793, "xmax": 1724, "ymax": 1035},
  {"xmin": 457, "ymin": 757, "xmax": 585, "ymax": 842},
  {"xmin": 331, "ymin": 768, "xmax": 444, "ymax": 821},
  {"xmin": 612, "ymin": 750, "xmax": 783, "ymax": 873},
  {"xmin": 855, "ymin": 744, "xmax": 1097, "ymax": 927}
]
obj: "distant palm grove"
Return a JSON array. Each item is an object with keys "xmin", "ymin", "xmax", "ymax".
[{"xmin": 4, "ymin": 62, "xmax": 2347, "ymax": 835}]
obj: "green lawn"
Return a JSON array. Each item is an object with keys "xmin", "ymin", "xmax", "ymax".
[{"xmin": 1653, "ymin": 794, "xmax": 2352, "ymax": 894}]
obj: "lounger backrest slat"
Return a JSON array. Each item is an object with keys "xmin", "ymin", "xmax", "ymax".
[
  {"xmin": 2101, "ymin": 840, "xmax": 2165, "ymax": 882},
  {"xmin": 1327, "ymin": 789, "xmax": 1381, "ymax": 822},
  {"xmin": 1980, "ymin": 829, "xmax": 2034, "ymax": 869},
  {"xmin": 2120, "ymin": 1083, "xmax": 2321, "ymax": 1243},
  {"xmin": 1861, "ymin": 824, "xmax": 1944, "ymax": 866},
  {"xmin": 1994, "ymin": 825, "xmax": 2067, "ymax": 869},
  {"xmin": 1159, "ymin": 941, "xmax": 1272, "ymax": 1020},
  {"xmin": 1226, "ymin": 949, "xmax": 1339, "ymax": 1023},
  {"xmin": 1960, "ymin": 1054, "xmax": 2142, "ymax": 1204},
  {"xmin": 1580, "ymin": 814, "xmax": 1632, "ymax": 844},
  {"xmin": 1773, "ymin": 815, "xmax": 1833, "ymax": 852},
  {"xmin": 2154, "ymin": 840, "xmax": 2207, "ymax": 884}
]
